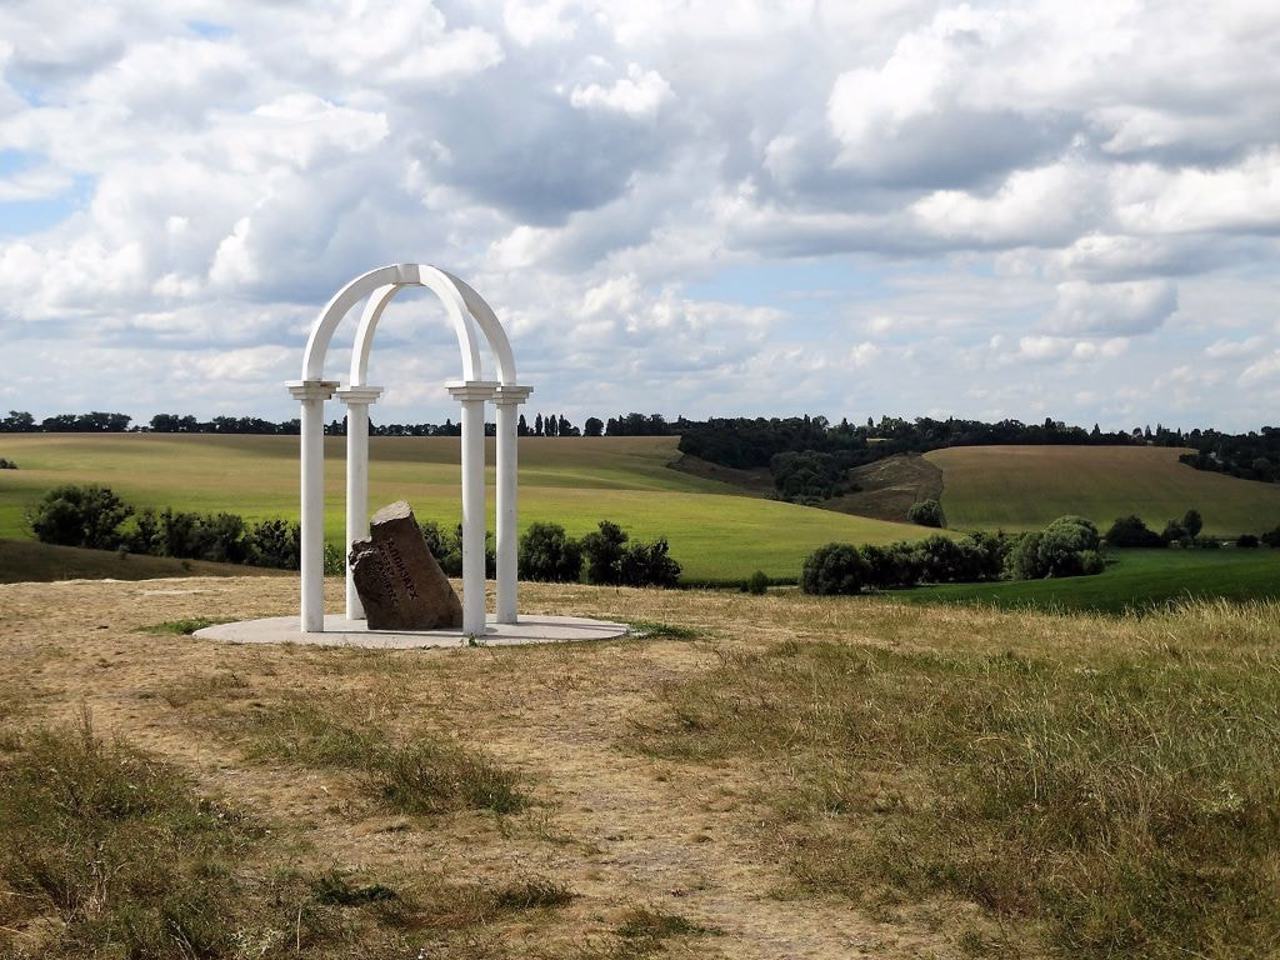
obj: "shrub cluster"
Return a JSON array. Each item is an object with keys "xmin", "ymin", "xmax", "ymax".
[
  {"xmin": 0, "ymin": 456, "xmax": 16, "ymax": 469},
  {"xmin": 906, "ymin": 498, "xmax": 946, "ymax": 528},
  {"xmin": 1107, "ymin": 509, "xmax": 1280, "ymax": 549},
  {"xmin": 418, "ymin": 521, "xmax": 496, "ymax": 578},
  {"xmin": 517, "ymin": 521, "xmax": 583, "ymax": 582},
  {"xmin": 801, "ymin": 517, "xmax": 1105, "ymax": 596},
  {"xmin": 802, "ymin": 531, "xmax": 1013, "ymax": 595},
  {"xmin": 770, "ymin": 450, "xmax": 859, "ymax": 503},
  {"xmin": 1008, "ymin": 516, "xmax": 1104, "ymax": 579},
  {"xmin": 1103, "ymin": 514, "xmax": 1164, "ymax": 548},
  {"xmin": 28, "ymin": 485, "xmax": 321, "ymax": 571},
  {"xmin": 27, "ymin": 485, "xmax": 684, "ymax": 586},
  {"xmin": 518, "ymin": 520, "xmax": 681, "ymax": 588}
]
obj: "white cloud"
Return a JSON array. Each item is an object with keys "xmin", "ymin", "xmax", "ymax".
[
  {"xmin": 570, "ymin": 63, "xmax": 672, "ymax": 118},
  {"xmin": 1047, "ymin": 280, "xmax": 1178, "ymax": 336},
  {"xmin": 1205, "ymin": 336, "xmax": 1265, "ymax": 361},
  {"xmin": 1241, "ymin": 351, "xmax": 1280, "ymax": 386}
]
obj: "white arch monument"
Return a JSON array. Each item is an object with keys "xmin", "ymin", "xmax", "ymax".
[
  {"xmin": 287, "ymin": 263, "xmax": 531, "ymax": 636},
  {"xmin": 192, "ymin": 262, "xmax": 629, "ymax": 649}
]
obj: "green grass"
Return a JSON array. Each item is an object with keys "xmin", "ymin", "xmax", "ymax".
[
  {"xmin": 0, "ymin": 433, "xmax": 930, "ymax": 580},
  {"xmin": 929, "ymin": 445, "xmax": 1280, "ymax": 536},
  {"xmin": 632, "ymin": 610, "xmax": 1280, "ymax": 959},
  {"xmin": 901, "ymin": 548, "xmax": 1280, "ymax": 614}
]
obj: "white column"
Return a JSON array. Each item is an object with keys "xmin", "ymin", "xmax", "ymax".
[
  {"xmin": 287, "ymin": 380, "xmax": 337, "ymax": 633},
  {"xmin": 448, "ymin": 381, "xmax": 497, "ymax": 635},
  {"xmin": 335, "ymin": 386, "xmax": 384, "ymax": 621},
  {"xmin": 494, "ymin": 385, "xmax": 532, "ymax": 624}
]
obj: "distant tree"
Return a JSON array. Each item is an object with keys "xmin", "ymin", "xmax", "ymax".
[
  {"xmin": 518, "ymin": 414, "xmax": 530, "ymax": 437},
  {"xmin": 0, "ymin": 410, "xmax": 35, "ymax": 432},
  {"xmin": 907, "ymin": 498, "xmax": 946, "ymax": 528},
  {"xmin": 1262, "ymin": 526, "xmax": 1280, "ymax": 548},
  {"xmin": 743, "ymin": 570, "xmax": 769, "ymax": 595},
  {"xmin": 584, "ymin": 416, "xmax": 604, "ymax": 437},
  {"xmin": 534, "ymin": 413, "xmax": 544, "ymax": 437},
  {"xmin": 1182, "ymin": 509, "xmax": 1203, "ymax": 538},
  {"xmin": 1237, "ymin": 534, "xmax": 1260, "ymax": 549}
]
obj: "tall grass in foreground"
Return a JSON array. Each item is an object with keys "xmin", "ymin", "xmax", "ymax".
[
  {"xmin": 633, "ymin": 601, "xmax": 1280, "ymax": 958},
  {"xmin": 0, "ymin": 720, "xmax": 568, "ymax": 958},
  {"xmin": 0, "ymin": 717, "xmax": 261, "ymax": 957}
]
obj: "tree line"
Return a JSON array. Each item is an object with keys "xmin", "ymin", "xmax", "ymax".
[{"xmin": 4, "ymin": 407, "xmax": 1277, "ymax": 489}]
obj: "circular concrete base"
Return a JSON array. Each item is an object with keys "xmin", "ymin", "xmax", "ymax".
[{"xmin": 193, "ymin": 613, "xmax": 630, "ymax": 650}]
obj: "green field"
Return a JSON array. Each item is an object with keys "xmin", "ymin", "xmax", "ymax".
[
  {"xmin": 928, "ymin": 445, "xmax": 1280, "ymax": 535},
  {"xmin": 901, "ymin": 548, "xmax": 1280, "ymax": 613},
  {"xmin": 0, "ymin": 434, "xmax": 928, "ymax": 581}
]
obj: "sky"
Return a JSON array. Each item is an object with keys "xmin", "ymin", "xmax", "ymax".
[{"xmin": 1, "ymin": 0, "xmax": 1278, "ymax": 430}]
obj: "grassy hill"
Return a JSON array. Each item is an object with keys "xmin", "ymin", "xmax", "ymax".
[
  {"xmin": 900, "ymin": 547, "xmax": 1280, "ymax": 614},
  {"xmin": 0, "ymin": 434, "xmax": 928, "ymax": 582},
  {"xmin": 0, "ymin": 538, "xmax": 285, "ymax": 584},
  {"xmin": 927, "ymin": 445, "xmax": 1280, "ymax": 535}
]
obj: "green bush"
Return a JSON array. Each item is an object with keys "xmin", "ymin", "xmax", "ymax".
[
  {"xmin": 579, "ymin": 520, "xmax": 682, "ymax": 588},
  {"xmin": 246, "ymin": 518, "xmax": 300, "ymax": 569},
  {"xmin": 1104, "ymin": 514, "xmax": 1164, "ymax": 548},
  {"xmin": 1263, "ymin": 526, "xmax": 1280, "ymax": 548},
  {"xmin": 29, "ymin": 484, "xmax": 133, "ymax": 549},
  {"xmin": 1162, "ymin": 518, "xmax": 1189, "ymax": 545},
  {"xmin": 744, "ymin": 570, "xmax": 770, "ymax": 595},
  {"xmin": 518, "ymin": 522, "xmax": 583, "ymax": 582},
  {"xmin": 0, "ymin": 456, "xmax": 16, "ymax": 469},
  {"xmin": 1008, "ymin": 516, "xmax": 1103, "ymax": 579},
  {"xmin": 158, "ymin": 508, "xmax": 248, "ymax": 563},
  {"xmin": 581, "ymin": 520, "xmax": 629, "ymax": 585},
  {"xmin": 1237, "ymin": 533, "xmax": 1260, "ymax": 549},
  {"xmin": 907, "ymin": 498, "xmax": 946, "ymax": 528},
  {"xmin": 417, "ymin": 521, "xmax": 495, "ymax": 578},
  {"xmin": 1183, "ymin": 508, "xmax": 1204, "ymax": 538},
  {"xmin": 618, "ymin": 536, "xmax": 682, "ymax": 588},
  {"xmin": 801, "ymin": 543, "xmax": 868, "ymax": 595}
]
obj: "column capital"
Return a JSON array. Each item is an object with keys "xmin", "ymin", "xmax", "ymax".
[
  {"xmin": 493, "ymin": 384, "xmax": 534, "ymax": 406},
  {"xmin": 446, "ymin": 379, "xmax": 499, "ymax": 402},
  {"xmin": 286, "ymin": 379, "xmax": 339, "ymax": 401},
  {"xmin": 334, "ymin": 385, "xmax": 385, "ymax": 405}
]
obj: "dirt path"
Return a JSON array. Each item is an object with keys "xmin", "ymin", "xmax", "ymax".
[{"xmin": 0, "ymin": 576, "xmax": 974, "ymax": 959}]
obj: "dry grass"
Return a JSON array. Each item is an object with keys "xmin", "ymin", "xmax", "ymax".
[
  {"xmin": 2, "ymin": 575, "xmax": 1277, "ymax": 958},
  {"xmin": 632, "ymin": 602, "xmax": 1280, "ymax": 958}
]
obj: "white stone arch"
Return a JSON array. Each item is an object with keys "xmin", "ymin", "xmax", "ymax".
[{"xmin": 287, "ymin": 263, "xmax": 532, "ymax": 636}]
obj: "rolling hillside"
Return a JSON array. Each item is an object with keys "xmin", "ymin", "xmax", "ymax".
[
  {"xmin": 927, "ymin": 445, "xmax": 1280, "ymax": 535},
  {"xmin": 0, "ymin": 434, "xmax": 928, "ymax": 581},
  {"xmin": 0, "ymin": 538, "xmax": 286, "ymax": 584}
]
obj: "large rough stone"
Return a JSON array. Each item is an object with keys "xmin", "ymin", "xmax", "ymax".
[{"xmin": 349, "ymin": 501, "xmax": 463, "ymax": 631}]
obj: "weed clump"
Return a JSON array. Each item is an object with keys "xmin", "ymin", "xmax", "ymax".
[
  {"xmin": 0, "ymin": 717, "xmax": 257, "ymax": 957},
  {"xmin": 241, "ymin": 698, "xmax": 527, "ymax": 816}
]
